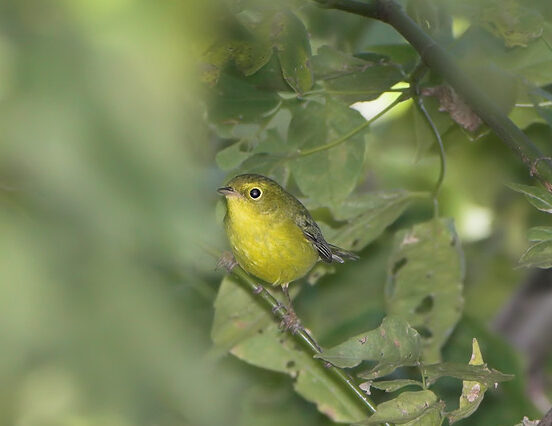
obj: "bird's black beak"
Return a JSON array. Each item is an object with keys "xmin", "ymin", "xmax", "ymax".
[{"xmin": 217, "ymin": 186, "xmax": 236, "ymax": 196}]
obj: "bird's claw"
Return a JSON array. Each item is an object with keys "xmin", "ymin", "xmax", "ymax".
[
  {"xmin": 279, "ymin": 309, "xmax": 302, "ymax": 334},
  {"xmin": 216, "ymin": 251, "xmax": 237, "ymax": 272}
]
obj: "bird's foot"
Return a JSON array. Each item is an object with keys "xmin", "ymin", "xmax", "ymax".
[
  {"xmin": 216, "ymin": 251, "xmax": 237, "ymax": 272},
  {"xmin": 280, "ymin": 308, "xmax": 302, "ymax": 334}
]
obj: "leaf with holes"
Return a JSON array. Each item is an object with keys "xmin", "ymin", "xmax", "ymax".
[
  {"xmin": 386, "ymin": 218, "xmax": 465, "ymax": 363},
  {"xmin": 519, "ymin": 240, "xmax": 552, "ymax": 269},
  {"xmin": 231, "ymin": 322, "xmax": 366, "ymax": 423},
  {"xmin": 356, "ymin": 390, "xmax": 442, "ymax": 425},
  {"xmin": 316, "ymin": 316, "xmax": 421, "ymax": 378},
  {"xmin": 272, "ymin": 11, "xmax": 313, "ymax": 94},
  {"xmin": 447, "ymin": 339, "xmax": 489, "ymax": 424},
  {"xmin": 508, "ymin": 183, "xmax": 552, "ymax": 213},
  {"xmin": 289, "ymin": 99, "xmax": 366, "ymax": 206}
]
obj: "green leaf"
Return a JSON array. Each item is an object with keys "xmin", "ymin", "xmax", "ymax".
[
  {"xmin": 272, "ymin": 11, "xmax": 313, "ymax": 94},
  {"xmin": 215, "ymin": 140, "xmax": 252, "ymax": 171},
  {"xmin": 527, "ymin": 226, "xmax": 552, "ymax": 242},
  {"xmin": 519, "ymin": 240, "xmax": 552, "ymax": 268},
  {"xmin": 478, "ymin": 0, "xmax": 544, "ymax": 48},
  {"xmin": 232, "ymin": 322, "xmax": 366, "ymax": 423},
  {"xmin": 362, "ymin": 379, "xmax": 424, "ymax": 393},
  {"xmin": 211, "ymin": 275, "xmax": 271, "ymax": 354},
  {"xmin": 356, "ymin": 390, "xmax": 440, "ymax": 425},
  {"xmin": 508, "ymin": 183, "xmax": 552, "ymax": 213},
  {"xmin": 421, "ymin": 362, "xmax": 514, "ymax": 388},
  {"xmin": 310, "ymin": 46, "xmax": 404, "ymax": 103},
  {"xmin": 312, "ymin": 45, "xmax": 379, "ymax": 80},
  {"xmin": 447, "ymin": 339, "xmax": 488, "ymax": 424},
  {"xmin": 316, "ymin": 316, "xmax": 422, "ymax": 377},
  {"xmin": 208, "ymin": 73, "xmax": 281, "ymax": 125},
  {"xmin": 322, "ymin": 191, "xmax": 417, "ymax": 251},
  {"xmin": 289, "ymin": 99, "xmax": 366, "ymax": 206},
  {"xmin": 386, "ymin": 219, "xmax": 465, "ymax": 363},
  {"xmin": 236, "ymin": 153, "xmax": 290, "ymax": 186},
  {"xmin": 402, "ymin": 403, "xmax": 444, "ymax": 426}
]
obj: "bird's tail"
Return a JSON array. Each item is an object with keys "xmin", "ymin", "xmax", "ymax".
[{"xmin": 328, "ymin": 244, "xmax": 360, "ymax": 263}]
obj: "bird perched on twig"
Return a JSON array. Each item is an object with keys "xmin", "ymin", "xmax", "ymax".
[{"xmin": 217, "ymin": 173, "xmax": 358, "ymax": 331}]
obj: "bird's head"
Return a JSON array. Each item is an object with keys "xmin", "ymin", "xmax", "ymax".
[{"xmin": 217, "ymin": 174, "xmax": 285, "ymax": 215}]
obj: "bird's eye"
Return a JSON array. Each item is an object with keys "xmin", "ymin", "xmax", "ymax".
[{"xmin": 249, "ymin": 188, "xmax": 262, "ymax": 199}]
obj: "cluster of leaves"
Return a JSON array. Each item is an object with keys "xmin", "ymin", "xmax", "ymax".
[{"xmin": 205, "ymin": 0, "xmax": 552, "ymax": 424}]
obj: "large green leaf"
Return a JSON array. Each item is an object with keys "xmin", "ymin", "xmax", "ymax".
[
  {"xmin": 386, "ymin": 219, "xmax": 465, "ymax": 363},
  {"xmin": 208, "ymin": 73, "xmax": 281, "ymax": 125},
  {"xmin": 518, "ymin": 240, "xmax": 552, "ymax": 268},
  {"xmin": 317, "ymin": 316, "xmax": 421, "ymax": 377},
  {"xmin": 312, "ymin": 46, "xmax": 374, "ymax": 80},
  {"xmin": 289, "ymin": 99, "xmax": 366, "ymax": 206},
  {"xmin": 447, "ymin": 339, "xmax": 488, "ymax": 424},
  {"xmin": 357, "ymin": 390, "xmax": 441, "ymax": 425},
  {"xmin": 215, "ymin": 140, "xmax": 252, "ymax": 171},
  {"xmin": 478, "ymin": 0, "xmax": 544, "ymax": 48},
  {"xmin": 322, "ymin": 191, "xmax": 417, "ymax": 251},
  {"xmin": 211, "ymin": 275, "xmax": 272, "ymax": 354},
  {"xmin": 311, "ymin": 46, "xmax": 404, "ymax": 103},
  {"xmin": 232, "ymin": 322, "xmax": 366, "ymax": 423},
  {"xmin": 508, "ymin": 183, "xmax": 552, "ymax": 213},
  {"xmin": 272, "ymin": 11, "xmax": 313, "ymax": 94}
]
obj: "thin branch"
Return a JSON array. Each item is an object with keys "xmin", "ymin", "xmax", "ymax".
[
  {"xmin": 204, "ymin": 246, "xmax": 387, "ymax": 423},
  {"xmin": 312, "ymin": 0, "xmax": 552, "ymax": 192},
  {"xmin": 297, "ymin": 93, "xmax": 406, "ymax": 157}
]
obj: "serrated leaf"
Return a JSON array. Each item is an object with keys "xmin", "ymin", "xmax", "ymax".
[
  {"xmin": 208, "ymin": 73, "xmax": 281, "ymax": 125},
  {"xmin": 447, "ymin": 338, "xmax": 488, "ymax": 424},
  {"xmin": 323, "ymin": 191, "xmax": 416, "ymax": 251},
  {"xmin": 272, "ymin": 11, "xmax": 313, "ymax": 94},
  {"xmin": 356, "ymin": 390, "xmax": 439, "ymax": 425},
  {"xmin": 316, "ymin": 316, "xmax": 421, "ymax": 377},
  {"xmin": 519, "ymin": 240, "xmax": 552, "ymax": 268},
  {"xmin": 508, "ymin": 183, "xmax": 552, "ymax": 213},
  {"xmin": 232, "ymin": 322, "xmax": 366, "ymax": 423},
  {"xmin": 363, "ymin": 379, "xmax": 424, "ymax": 393},
  {"xmin": 211, "ymin": 275, "xmax": 271, "ymax": 354},
  {"xmin": 421, "ymin": 362, "xmax": 514, "ymax": 387},
  {"xmin": 386, "ymin": 219, "xmax": 465, "ymax": 363},
  {"xmin": 527, "ymin": 226, "xmax": 552, "ymax": 242},
  {"xmin": 289, "ymin": 100, "xmax": 366, "ymax": 205}
]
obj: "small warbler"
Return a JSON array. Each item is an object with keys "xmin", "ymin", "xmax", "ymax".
[{"xmin": 217, "ymin": 173, "xmax": 358, "ymax": 326}]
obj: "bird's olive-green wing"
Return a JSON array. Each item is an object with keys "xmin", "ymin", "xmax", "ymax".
[{"xmin": 295, "ymin": 213, "xmax": 334, "ymax": 263}]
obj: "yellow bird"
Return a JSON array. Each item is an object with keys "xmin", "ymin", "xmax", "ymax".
[{"xmin": 217, "ymin": 173, "xmax": 358, "ymax": 325}]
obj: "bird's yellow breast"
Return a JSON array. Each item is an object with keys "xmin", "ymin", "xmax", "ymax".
[{"xmin": 224, "ymin": 197, "xmax": 318, "ymax": 285}]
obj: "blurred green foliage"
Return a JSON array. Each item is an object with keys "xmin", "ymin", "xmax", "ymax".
[{"xmin": 2, "ymin": 0, "xmax": 552, "ymax": 425}]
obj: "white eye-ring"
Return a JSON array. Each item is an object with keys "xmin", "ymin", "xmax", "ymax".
[{"xmin": 249, "ymin": 187, "xmax": 262, "ymax": 199}]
